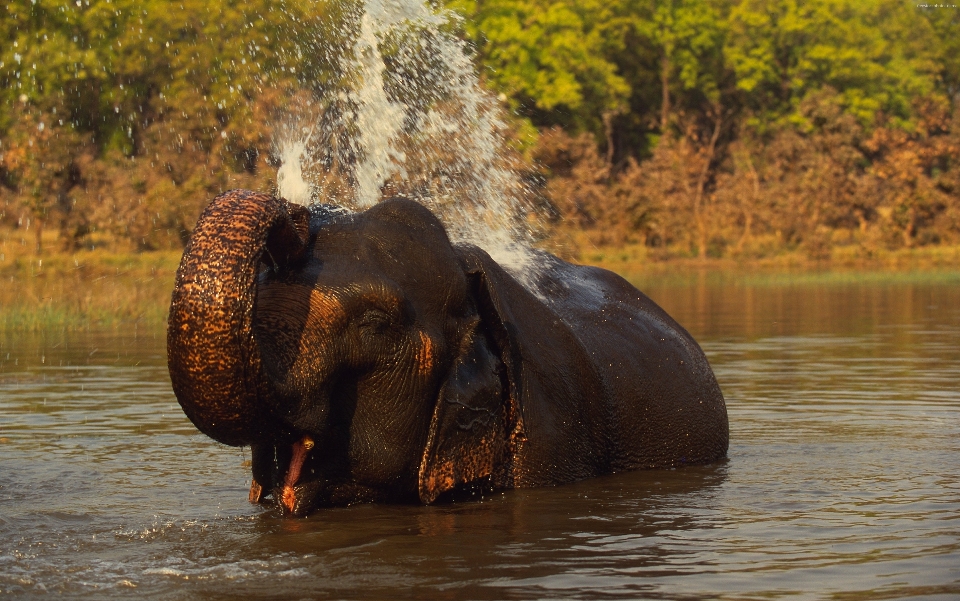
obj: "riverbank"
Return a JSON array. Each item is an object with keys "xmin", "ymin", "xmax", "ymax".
[
  {"xmin": 577, "ymin": 243, "xmax": 960, "ymax": 288},
  {"xmin": 2, "ymin": 242, "xmax": 960, "ymax": 331},
  {"xmin": 0, "ymin": 250, "xmax": 180, "ymax": 331}
]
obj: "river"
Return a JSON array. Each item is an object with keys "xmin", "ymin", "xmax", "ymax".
[{"xmin": 2, "ymin": 273, "xmax": 959, "ymax": 599}]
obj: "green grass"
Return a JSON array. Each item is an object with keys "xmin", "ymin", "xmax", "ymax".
[{"xmin": 0, "ymin": 248, "xmax": 181, "ymax": 331}]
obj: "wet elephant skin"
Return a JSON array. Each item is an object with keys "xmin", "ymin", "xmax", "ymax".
[{"xmin": 167, "ymin": 191, "xmax": 728, "ymax": 516}]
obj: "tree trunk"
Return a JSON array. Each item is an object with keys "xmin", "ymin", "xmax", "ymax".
[
  {"xmin": 34, "ymin": 217, "xmax": 43, "ymax": 255},
  {"xmin": 602, "ymin": 110, "xmax": 617, "ymax": 166},
  {"xmin": 661, "ymin": 51, "xmax": 671, "ymax": 133},
  {"xmin": 735, "ymin": 148, "xmax": 760, "ymax": 253},
  {"xmin": 902, "ymin": 204, "xmax": 916, "ymax": 248},
  {"xmin": 693, "ymin": 110, "xmax": 723, "ymax": 259}
]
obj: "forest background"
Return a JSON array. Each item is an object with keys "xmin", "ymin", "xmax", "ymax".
[{"xmin": 1, "ymin": 0, "xmax": 959, "ymax": 266}]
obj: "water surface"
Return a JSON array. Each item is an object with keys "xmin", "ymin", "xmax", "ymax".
[{"xmin": 1, "ymin": 275, "xmax": 958, "ymax": 599}]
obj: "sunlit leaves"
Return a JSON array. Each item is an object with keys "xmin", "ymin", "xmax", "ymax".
[
  {"xmin": 640, "ymin": 0, "xmax": 724, "ymax": 94},
  {"xmin": 726, "ymin": 0, "xmax": 942, "ymax": 130},
  {"xmin": 1, "ymin": 0, "xmax": 959, "ymax": 252},
  {"xmin": 466, "ymin": 0, "xmax": 630, "ymax": 131}
]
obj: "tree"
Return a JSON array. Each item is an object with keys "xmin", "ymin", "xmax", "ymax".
[
  {"xmin": 631, "ymin": 0, "xmax": 725, "ymax": 134},
  {"xmin": 463, "ymin": 0, "xmax": 630, "ymax": 138},
  {"xmin": 726, "ymin": 0, "xmax": 941, "ymax": 131},
  {"xmin": 0, "ymin": 0, "xmax": 306, "ymax": 249}
]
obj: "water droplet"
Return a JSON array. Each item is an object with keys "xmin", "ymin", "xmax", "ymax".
[{"xmin": 271, "ymin": 0, "xmax": 542, "ymax": 287}]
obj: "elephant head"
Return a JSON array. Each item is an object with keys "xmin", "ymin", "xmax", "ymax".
[
  {"xmin": 168, "ymin": 191, "xmax": 519, "ymax": 514},
  {"xmin": 169, "ymin": 190, "xmax": 728, "ymax": 516}
]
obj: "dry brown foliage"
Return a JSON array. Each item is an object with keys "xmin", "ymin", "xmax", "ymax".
[
  {"xmin": 2, "ymin": 87, "xmax": 959, "ymax": 262},
  {"xmin": 540, "ymin": 93, "xmax": 960, "ymax": 260}
]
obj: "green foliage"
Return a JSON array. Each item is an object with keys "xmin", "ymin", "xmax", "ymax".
[
  {"xmin": 0, "ymin": 0, "xmax": 309, "ymax": 250},
  {"xmin": 1, "ymin": 0, "xmax": 958, "ymax": 257},
  {"xmin": 637, "ymin": 0, "xmax": 726, "ymax": 101},
  {"xmin": 463, "ymin": 0, "xmax": 630, "ymax": 132},
  {"xmin": 725, "ymin": 0, "xmax": 942, "ymax": 130},
  {"xmin": 920, "ymin": 5, "xmax": 960, "ymax": 97}
]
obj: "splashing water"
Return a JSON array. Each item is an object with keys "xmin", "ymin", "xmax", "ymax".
[
  {"xmin": 273, "ymin": 0, "xmax": 540, "ymax": 284},
  {"xmin": 350, "ymin": 9, "xmax": 409, "ymax": 207},
  {"xmin": 276, "ymin": 139, "xmax": 313, "ymax": 207}
]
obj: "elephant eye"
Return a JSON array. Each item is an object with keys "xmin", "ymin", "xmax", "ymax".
[{"xmin": 358, "ymin": 308, "xmax": 393, "ymax": 333}]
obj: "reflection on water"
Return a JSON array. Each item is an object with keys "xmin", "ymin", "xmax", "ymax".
[{"xmin": 1, "ymin": 276, "xmax": 959, "ymax": 599}]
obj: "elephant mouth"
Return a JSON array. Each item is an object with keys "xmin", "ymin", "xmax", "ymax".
[
  {"xmin": 257, "ymin": 435, "xmax": 386, "ymax": 517},
  {"xmin": 271, "ymin": 480, "xmax": 384, "ymax": 517},
  {"xmin": 274, "ymin": 480, "xmax": 323, "ymax": 517}
]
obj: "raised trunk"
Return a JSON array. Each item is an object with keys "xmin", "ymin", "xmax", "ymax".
[{"xmin": 167, "ymin": 190, "xmax": 310, "ymax": 446}]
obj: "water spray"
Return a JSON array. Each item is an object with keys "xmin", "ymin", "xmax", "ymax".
[{"xmin": 273, "ymin": 0, "xmax": 541, "ymax": 288}]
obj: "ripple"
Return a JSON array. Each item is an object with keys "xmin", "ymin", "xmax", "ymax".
[{"xmin": 3, "ymin": 283, "xmax": 960, "ymax": 599}]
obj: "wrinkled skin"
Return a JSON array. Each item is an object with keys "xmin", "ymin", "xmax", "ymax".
[{"xmin": 167, "ymin": 191, "xmax": 728, "ymax": 516}]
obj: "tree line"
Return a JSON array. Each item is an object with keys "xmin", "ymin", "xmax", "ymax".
[{"xmin": 1, "ymin": 0, "xmax": 958, "ymax": 258}]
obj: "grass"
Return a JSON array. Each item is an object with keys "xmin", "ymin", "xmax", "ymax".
[
  {"xmin": 576, "ymin": 242, "xmax": 960, "ymax": 288},
  {"xmin": 0, "ymin": 229, "xmax": 180, "ymax": 331},
  {"xmin": 2, "ymin": 226, "xmax": 960, "ymax": 331}
]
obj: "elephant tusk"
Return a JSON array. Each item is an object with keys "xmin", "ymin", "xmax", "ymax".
[
  {"xmin": 281, "ymin": 435, "xmax": 314, "ymax": 513},
  {"xmin": 249, "ymin": 478, "xmax": 264, "ymax": 504}
]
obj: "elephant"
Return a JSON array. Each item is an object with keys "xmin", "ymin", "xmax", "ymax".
[{"xmin": 167, "ymin": 190, "xmax": 728, "ymax": 516}]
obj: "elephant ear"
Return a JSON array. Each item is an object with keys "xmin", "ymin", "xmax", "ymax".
[{"xmin": 417, "ymin": 245, "xmax": 526, "ymax": 504}]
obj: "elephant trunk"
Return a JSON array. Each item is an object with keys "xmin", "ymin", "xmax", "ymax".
[{"xmin": 167, "ymin": 190, "xmax": 310, "ymax": 446}]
